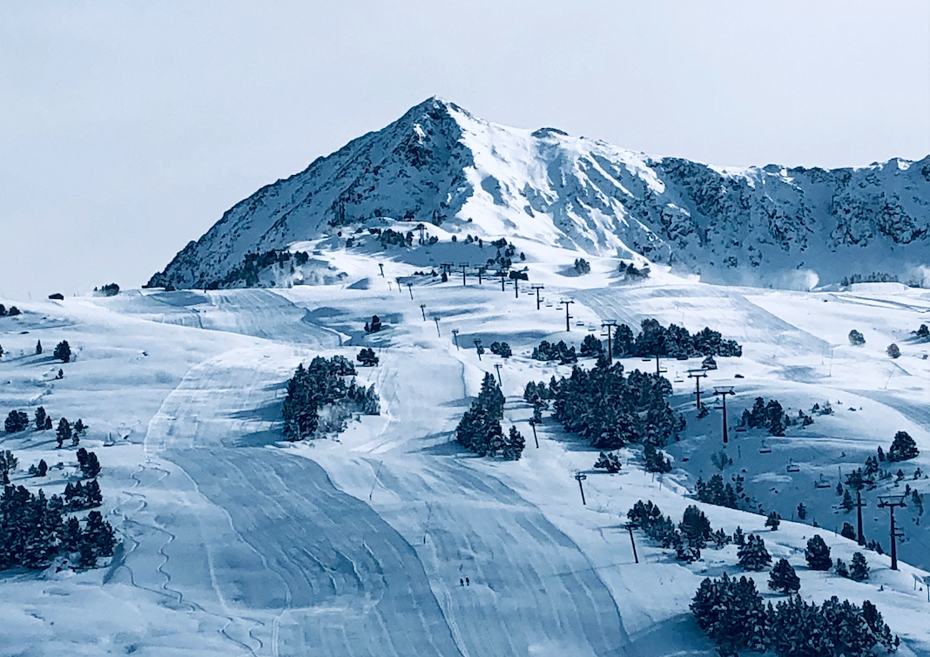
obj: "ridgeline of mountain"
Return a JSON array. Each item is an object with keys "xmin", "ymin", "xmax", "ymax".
[{"xmin": 148, "ymin": 97, "xmax": 930, "ymax": 290}]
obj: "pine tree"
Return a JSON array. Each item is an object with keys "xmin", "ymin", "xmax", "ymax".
[
  {"xmin": 56, "ymin": 417, "xmax": 71, "ymax": 448},
  {"xmin": 0, "ymin": 450, "xmax": 17, "ymax": 485},
  {"xmin": 593, "ymin": 451, "xmax": 621, "ymax": 473},
  {"xmin": 747, "ymin": 397, "xmax": 767, "ymax": 428},
  {"xmin": 34, "ymin": 407, "xmax": 47, "ymax": 431},
  {"xmin": 888, "ymin": 431, "xmax": 919, "ymax": 462},
  {"xmin": 768, "ymin": 558, "xmax": 800, "ymax": 594},
  {"xmin": 61, "ymin": 516, "xmax": 82, "ymax": 552},
  {"xmin": 765, "ymin": 511, "xmax": 781, "ymax": 531},
  {"xmin": 502, "ymin": 426, "xmax": 525, "ymax": 461},
  {"xmin": 738, "ymin": 534, "xmax": 772, "ymax": 571},
  {"xmin": 797, "ymin": 502, "xmax": 807, "ymax": 520},
  {"xmin": 841, "ymin": 522, "xmax": 856, "ymax": 541},
  {"xmin": 35, "ymin": 340, "xmax": 42, "ymax": 355},
  {"xmin": 53, "ymin": 340, "xmax": 72, "ymax": 363},
  {"xmin": 842, "ymin": 489, "xmax": 855, "ymax": 512},
  {"xmin": 579, "ymin": 335, "xmax": 603, "ymax": 358},
  {"xmin": 36, "ymin": 459, "xmax": 47, "ymax": 477},
  {"xmin": 733, "ymin": 526, "xmax": 745, "ymax": 546},
  {"xmin": 4, "ymin": 410, "xmax": 29, "ymax": 433},
  {"xmin": 77, "ymin": 538, "xmax": 97, "ymax": 569},
  {"xmin": 84, "ymin": 510, "xmax": 116, "ymax": 557},
  {"xmin": 805, "ymin": 535, "xmax": 832, "ymax": 570},
  {"xmin": 643, "ymin": 441, "xmax": 672, "ymax": 473},
  {"xmin": 80, "ymin": 452, "xmax": 101, "ymax": 479},
  {"xmin": 679, "ymin": 505, "xmax": 712, "ymax": 550},
  {"xmin": 835, "ymin": 557, "xmax": 849, "ymax": 578},
  {"xmin": 849, "ymin": 552, "xmax": 869, "ymax": 581},
  {"xmin": 612, "ymin": 324, "xmax": 634, "ymax": 357}
]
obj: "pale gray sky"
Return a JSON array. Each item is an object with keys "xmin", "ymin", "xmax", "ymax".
[{"xmin": 2, "ymin": 1, "xmax": 928, "ymax": 297}]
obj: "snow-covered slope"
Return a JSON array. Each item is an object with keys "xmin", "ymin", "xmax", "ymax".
[
  {"xmin": 3, "ymin": 259, "xmax": 930, "ymax": 655},
  {"xmin": 149, "ymin": 98, "xmax": 930, "ymax": 291}
]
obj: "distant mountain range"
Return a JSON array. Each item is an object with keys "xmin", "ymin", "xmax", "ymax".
[{"xmin": 149, "ymin": 97, "xmax": 930, "ymax": 290}]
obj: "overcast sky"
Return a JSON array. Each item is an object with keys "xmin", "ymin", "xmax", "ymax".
[{"xmin": 2, "ymin": 1, "xmax": 928, "ymax": 298}]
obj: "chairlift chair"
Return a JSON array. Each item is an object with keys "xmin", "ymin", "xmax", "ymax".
[
  {"xmin": 815, "ymin": 474, "xmax": 832, "ymax": 489},
  {"xmin": 786, "ymin": 459, "xmax": 800, "ymax": 473},
  {"xmin": 758, "ymin": 440, "xmax": 772, "ymax": 454}
]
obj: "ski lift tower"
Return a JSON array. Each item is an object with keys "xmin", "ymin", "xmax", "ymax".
[
  {"xmin": 531, "ymin": 284, "xmax": 545, "ymax": 310},
  {"xmin": 877, "ymin": 494, "xmax": 907, "ymax": 570},
  {"xmin": 712, "ymin": 387, "xmax": 735, "ymax": 444},
  {"xmin": 687, "ymin": 369, "xmax": 708, "ymax": 409},
  {"xmin": 601, "ymin": 320, "xmax": 618, "ymax": 365},
  {"xmin": 560, "ymin": 300, "xmax": 575, "ymax": 332}
]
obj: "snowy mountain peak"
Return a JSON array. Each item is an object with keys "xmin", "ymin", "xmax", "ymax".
[{"xmin": 148, "ymin": 100, "xmax": 930, "ymax": 290}]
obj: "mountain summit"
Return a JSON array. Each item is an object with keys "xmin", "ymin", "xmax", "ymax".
[{"xmin": 149, "ymin": 98, "xmax": 930, "ymax": 290}]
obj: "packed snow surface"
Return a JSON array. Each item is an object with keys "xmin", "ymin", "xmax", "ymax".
[{"xmin": 2, "ymin": 255, "xmax": 930, "ymax": 656}]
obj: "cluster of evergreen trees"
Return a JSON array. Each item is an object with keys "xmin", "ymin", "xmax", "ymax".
[
  {"xmin": 0, "ymin": 304, "xmax": 22, "ymax": 317},
  {"xmin": 205, "ymin": 248, "xmax": 312, "ymax": 288},
  {"xmin": 618, "ymin": 261, "xmax": 650, "ymax": 281},
  {"xmin": 611, "ymin": 319, "xmax": 742, "ymax": 359},
  {"xmin": 695, "ymin": 473, "xmax": 750, "ymax": 510},
  {"xmin": 53, "ymin": 340, "xmax": 72, "ymax": 363},
  {"xmin": 281, "ymin": 356, "xmax": 380, "ymax": 440},
  {"xmin": 579, "ymin": 335, "xmax": 604, "ymax": 358},
  {"xmin": 455, "ymin": 373, "xmax": 524, "ymax": 460},
  {"xmin": 692, "ymin": 573, "xmax": 896, "ymax": 657},
  {"xmin": 489, "ymin": 341, "xmax": 512, "ymax": 358},
  {"xmin": 0, "ymin": 453, "xmax": 116, "ymax": 571},
  {"xmin": 356, "ymin": 347, "xmax": 379, "ymax": 366},
  {"xmin": 841, "ymin": 272, "xmax": 898, "ymax": 286},
  {"xmin": 739, "ymin": 397, "xmax": 792, "ymax": 436},
  {"xmin": 627, "ymin": 500, "xmax": 721, "ymax": 563},
  {"xmin": 549, "ymin": 360, "xmax": 683, "ymax": 451},
  {"xmin": 531, "ymin": 340, "xmax": 577, "ymax": 364}
]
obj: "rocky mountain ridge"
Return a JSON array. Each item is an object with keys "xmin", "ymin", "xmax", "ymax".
[{"xmin": 148, "ymin": 97, "xmax": 930, "ymax": 290}]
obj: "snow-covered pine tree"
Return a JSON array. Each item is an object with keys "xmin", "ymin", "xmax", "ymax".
[
  {"xmin": 849, "ymin": 552, "xmax": 869, "ymax": 581},
  {"xmin": 593, "ymin": 451, "xmax": 621, "ymax": 473},
  {"xmin": 804, "ymin": 535, "xmax": 832, "ymax": 570},
  {"xmin": 502, "ymin": 426, "xmax": 525, "ymax": 461},
  {"xmin": 679, "ymin": 505, "xmax": 712, "ymax": 550},
  {"xmin": 888, "ymin": 431, "xmax": 919, "ymax": 462},
  {"xmin": 768, "ymin": 558, "xmax": 800, "ymax": 594},
  {"xmin": 738, "ymin": 534, "xmax": 772, "ymax": 571}
]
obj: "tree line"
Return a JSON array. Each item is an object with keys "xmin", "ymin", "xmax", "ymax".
[{"xmin": 611, "ymin": 319, "xmax": 742, "ymax": 358}]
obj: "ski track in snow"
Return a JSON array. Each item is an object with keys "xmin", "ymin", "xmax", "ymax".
[{"xmin": 120, "ymin": 290, "xmax": 633, "ymax": 656}]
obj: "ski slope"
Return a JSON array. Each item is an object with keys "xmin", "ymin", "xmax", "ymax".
[{"xmin": 2, "ymin": 268, "xmax": 930, "ymax": 655}]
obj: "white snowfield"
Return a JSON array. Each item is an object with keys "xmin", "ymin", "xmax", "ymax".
[{"xmin": 1, "ymin": 267, "xmax": 930, "ymax": 656}]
